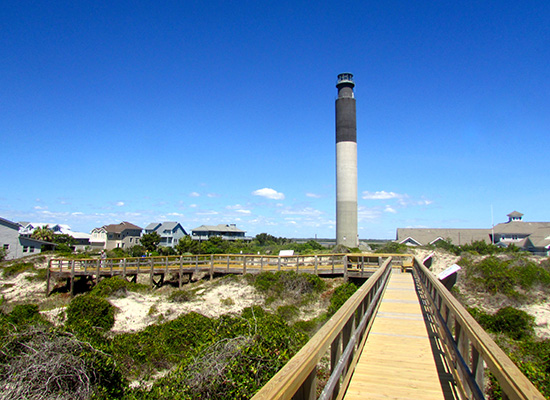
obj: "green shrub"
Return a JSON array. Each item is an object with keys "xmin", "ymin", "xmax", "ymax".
[
  {"xmin": 137, "ymin": 307, "xmax": 308, "ymax": 399},
  {"xmin": 251, "ymin": 271, "xmax": 326, "ymax": 305},
  {"xmin": 112, "ymin": 312, "xmax": 214, "ymax": 377},
  {"xmin": 90, "ymin": 276, "xmax": 148, "ymax": 298},
  {"xmin": 468, "ymin": 306, "xmax": 535, "ymax": 341},
  {"xmin": 374, "ymin": 241, "xmax": 409, "ymax": 254},
  {"xmin": 66, "ymin": 295, "xmax": 115, "ymax": 334},
  {"xmin": 2, "ymin": 262, "xmax": 35, "ymax": 278},
  {"xmin": 327, "ymin": 282, "xmax": 358, "ymax": 315},
  {"xmin": 490, "ymin": 307, "xmax": 535, "ymax": 340},
  {"xmin": 168, "ymin": 289, "xmax": 195, "ymax": 303},
  {"xmin": 276, "ymin": 304, "xmax": 299, "ymax": 321},
  {"xmin": 0, "ymin": 326, "xmax": 125, "ymax": 400}
]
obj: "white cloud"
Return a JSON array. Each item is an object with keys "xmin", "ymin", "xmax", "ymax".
[
  {"xmin": 280, "ymin": 207, "xmax": 322, "ymax": 217},
  {"xmin": 189, "ymin": 192, "xmax": 200, "ymax": 197},
  {"xmin": 362, "ymin": 191, "xmax": 402, "ymax": 200},
  {"xmin": 207, "ymin": 193, "xmax": 220, "ymax": 198},
  {"xmin": 226, "ymin": 204, "xmax": 252, "ymax": 214},
  {"xmin": 306, "ymin": 193, "xmax": 322, "ymax": 198},
  {"xmin": 116, "ymin": 201, "xmax": 125, "ymax": 207},
  {"xmin": 384, "ymin": 205, "xmax": 397, "ymax": 214},
  {"xmin": 196, "ymin": 210, "xmax": 219, "ymax": 216},
  {"xmin": 252, "ymin": 188, "xmax": 285, "ymax": 200}
]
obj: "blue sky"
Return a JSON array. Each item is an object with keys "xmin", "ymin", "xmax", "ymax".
[{"xmin": 1, "ymin": 1, "xmax": 549, "ymax": 239}]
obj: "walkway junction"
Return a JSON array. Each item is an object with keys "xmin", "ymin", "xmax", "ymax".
[{"xmin": 47, "ymin": 253, "xmax": 545, "ymax": 399}]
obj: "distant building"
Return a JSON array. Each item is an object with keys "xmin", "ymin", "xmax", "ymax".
[
  {"xmin": 491, "ymin": 212, "xmax": 550, "ymax": 255},
  {"xmin": 19, "ymin": 222, "xmax": 92, "ymax": 251},
  {"xmin": 396, "ymin": 211, "xmax": 550, "ymax": 256},
  {"xmin": 191, "ymin": 224, "xmax": 250, "ymax": 241},
  {"xmin": 91, "ymin": 221, "xmax": 143, "ymax": 250},
  {"xmin": 144, "ymin": 222, "xmax": 188, "ymax": 248},
  {"xmin": 0, "ymin": 217, "xmax": 52, "ymax": 260}
]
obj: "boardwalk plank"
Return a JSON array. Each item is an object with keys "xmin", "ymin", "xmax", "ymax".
[{"xmin": 344, "ymin": 272, "xmax": 447, "ymax": 400}]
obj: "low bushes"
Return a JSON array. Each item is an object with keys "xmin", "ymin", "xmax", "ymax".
[
  {"xmin": 249, "ymin": 271, "xmax": 326, "ymax": 305},
  {"xmin": 125, "ymin": 306, "xmax": 308, "ymax": 399},
  {"xmin": 66, "ymin": 295, "xmax": 115, "ymax": 338},
  {"xmin": 90, "ymin": 276, "xmax": 149, "ymax": 298},
  {"xmin": 461, "ymin": 256, "xmax": 550, "ymax": 299},
  {"xmin": 2, "ymin": 262, "xmax": 35, "ymax": 278},
  {"xmin": 468, "ymin": 306, "xmax": 535, "ymax": 340},
  {"xmin": 327, "ymin": 282, "xmax": 357, "ymax": 316}
]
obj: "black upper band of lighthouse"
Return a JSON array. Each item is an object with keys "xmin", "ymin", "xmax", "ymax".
[{"xmin": 335, "ymin": 74, "xmax": 357, "ymax": 144}]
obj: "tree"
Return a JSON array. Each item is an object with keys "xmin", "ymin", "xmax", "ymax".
[
  {"xmin": 31, "ymin": 226, "xmax": 54, "ymax": 243},
  {"xmin": 140, "ymin": 232, "xmax": 162, "ymax": 252},
  {"xmin": 175, "ymin": 235, "xmax": 200, "ymax": 254}
]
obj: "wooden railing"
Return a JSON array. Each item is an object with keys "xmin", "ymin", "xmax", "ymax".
[
  {"xmin": 413, "ymin": 257, "xmax": 546, "ymax": 400},
  {"xmin": 251, "ymin": 258, "xmax": 393, "ymax": 400}
]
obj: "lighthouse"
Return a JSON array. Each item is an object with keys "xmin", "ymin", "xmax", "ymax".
[{"xmin": 335, "ymin": 73, "xmax": 358, "ymax": 247}]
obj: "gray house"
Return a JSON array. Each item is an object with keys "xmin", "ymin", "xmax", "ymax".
[
  {"xmin": 191, "ymin": 224, "xmax": 249, "ymax": 241},
  {"xmin": 144, "ymin": 222, "xmax": 188, "ymax": 248},
  {"xmin": 0, "ymin": 217, "xmax": 51, "ymax": 260}
]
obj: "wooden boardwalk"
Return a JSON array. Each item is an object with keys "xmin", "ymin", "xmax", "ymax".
[{"xmin": 344, "ymin": 270, "xmax": 456, "ymax": 400}]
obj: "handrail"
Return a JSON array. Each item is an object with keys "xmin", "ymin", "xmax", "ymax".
[
  {"xmin": 413, "ymin": 257, "xmax": 545, "ymax": 400},
  {"xmin": 251, "ymin": 258, "xmax": 393, "ymax": 400}
]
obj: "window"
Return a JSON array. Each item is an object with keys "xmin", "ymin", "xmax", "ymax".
[
  {"xmin": 30, "ymin": 246, "xmax": 35, "ymax": 253},
  {"xmin": 3, "ymin": 244, "xmax": 8, "ymax": 250},
  {"xmin": 23, "ymin": 246, "xmax": 28, "ymax": 252}
]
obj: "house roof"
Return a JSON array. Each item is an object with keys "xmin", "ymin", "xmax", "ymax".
[
  {"xmin": 192, "ymin": 224, "xmax": 245, "ymax": 233},
  {"xmin": 507, "ymin": 211, "xmax": 524, "ymax": 218},
  {"xmin": 0, "ymin": 217, "xmax": 21, "ymax": 230},
  {"xmin": 103, "ymin": 221, "xmax": 142, "ymax": 233},
  {"xmin": 493, "ymin": 221, "xmax": 550, "ymax": 235},
  {"xmin": 524, "ymin": 227, "xmax": 550, "ymax": 248},
  {"xmin": 396, "ymin": 228, "xmax": 490, "ymax": 246},
  {"xmin": 146, "ymin": 222, "xmax": 186, "ymax": 234}
]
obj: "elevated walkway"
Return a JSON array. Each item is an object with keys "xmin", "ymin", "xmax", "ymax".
[{"xmin": 345, "ymin": 271, "xmax": 455, "ymax": 399}]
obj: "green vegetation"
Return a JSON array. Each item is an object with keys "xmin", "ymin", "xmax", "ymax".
[
  {"xmin": 0, "ymin": 301, "xmax": 123, "ymax": 399},
  {"xmin": 90, "ymin": 276, "xmax": 149, "ymax": 298},
  {"xmin": 140, "ymin": 232, "xmax": 162, "ymax": 252},
  {"xmin": 2, "ymin": 261, "xmax": 35, "ymax": 278},
  {"xmin": 459, "ymin": 255, "xmax": 550, "ymax": 300},
  {"xmin": 248, "ymin": 271, "xmax": 326, "ymax": 305},
  {"xmin": 456, "ymin": 254, "xmax": 550, "ymax": 399},
  {"xmin": 327, "ymin": 282, "xmax": 358, "ymax": 315},
  {"xmin": 168, "ymin": 288, "xmax": 195, "ymax": 303},
  {"xmin": 66, "ymin": 295, "xmax": 115, "ymax": 335},
  {"xmin": 467, "ymin": 306, "xmax": 549, "ymax": 399},
  {"xmin": 433, "ymin": 239, "xmax": 523, "ymax": 256},
  {"xmin": 374, "ymin": 241, "xmax": 409, "ymax": 254}
]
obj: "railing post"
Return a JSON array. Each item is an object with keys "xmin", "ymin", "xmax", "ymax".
[
  {"xmin": 179, "ymin": 256, "xmax": 183, "ymax": 288},
  {"xmin": 331, "ymin": 333, "xmax": 342, "ymax": 396},
  {"xmin": 343, "ymin": 255, "xmax": 348, "ymax": 281},
  {"xmin": 46, "ymin": 259, "xmax": 52, "ymax": 296},
  {"xmin": 292, "ymin": 367, "xmax": 317, "ymax": 400},
  {"xmin": 210, "ymin": 254, "xmax": 214, "ymax": 280},
  {"xmin": 70, "ymin": 260, "xmax": 75, "ymax": 295},
  {"xmin": 149, "ymin": 259, "xmax": 155, "ymax": 286},
  {"xmin": 243, "ymin": 256, "xmax": 247, "ymax": 274},
  {"xmin": 314, "ymin": 255, "xmax": 318, "ymax": 275}
]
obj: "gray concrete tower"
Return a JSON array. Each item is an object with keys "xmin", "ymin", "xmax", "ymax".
[{"xmin": 335, "ymin": 73, "xmax": 358, "ymax": 247}]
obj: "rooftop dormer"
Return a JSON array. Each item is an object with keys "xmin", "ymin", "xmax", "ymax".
[{"xmin": 507, "ymin": 211, "xmax": 524, "ymax": 222}]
